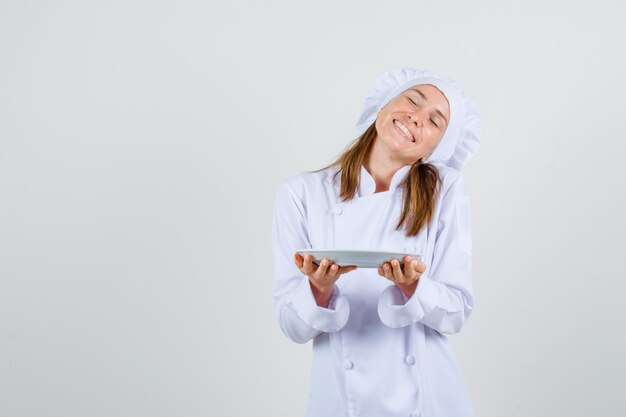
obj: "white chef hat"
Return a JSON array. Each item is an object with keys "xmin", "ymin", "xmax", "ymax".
[{"xmin": 354, "ymin": 66, "xmax": 481, "ymax": 171}]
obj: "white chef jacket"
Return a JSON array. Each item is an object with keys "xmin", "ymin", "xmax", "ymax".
[{"xmin": 271, "ymin": 163, "xmax": 475, "ymax": 417}]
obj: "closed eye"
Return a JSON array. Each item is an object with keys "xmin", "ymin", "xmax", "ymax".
[{"xmin": 408, "ymin": 97, "xmax": 440, "ymax": 128}]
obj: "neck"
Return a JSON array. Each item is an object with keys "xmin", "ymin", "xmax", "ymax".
[{"xmin": 364, "ymin": 138, "xmax": 411, "ymax": 193}]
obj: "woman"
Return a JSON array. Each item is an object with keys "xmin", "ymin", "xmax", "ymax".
[{"xmin": 271, "ymin": 67, "xmax": 481, "ymax": 417}]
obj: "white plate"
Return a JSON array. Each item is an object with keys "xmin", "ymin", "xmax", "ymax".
[{"xmin": 295, "ymin": 249, "xmax": 421, "ymax": 269}]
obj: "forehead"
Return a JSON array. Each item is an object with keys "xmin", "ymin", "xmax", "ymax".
[{"xmin": 402, "ymin": 84, "xmax": 450, "ymax": 116}]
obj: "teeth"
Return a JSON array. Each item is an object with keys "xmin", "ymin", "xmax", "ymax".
[{"xmin": 394, "ymin": 120, "xmax": 414, "ymax": 142}]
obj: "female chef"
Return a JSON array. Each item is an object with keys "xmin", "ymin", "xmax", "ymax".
[{"xmin": 271, "ymin": 67, "xmax": 481, "ymax": 417}]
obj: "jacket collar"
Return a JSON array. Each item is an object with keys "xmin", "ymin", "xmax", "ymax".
[
  {"xmin": 357, "ymin": 164, "xmax": 411, "ymax": 197},
  {"xmin": 329, "ymin": 164, "xmax": 412, "ymax": 197}
]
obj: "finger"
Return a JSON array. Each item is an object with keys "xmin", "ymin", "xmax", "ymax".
[
  {"xmin": 403, "ymin": 256, "xmax": 417, "ymax": 279},
  {"xmin": 294, "ymin": 253, "xmax": 304, "ymax": 268},
  {"xmin": 302, "ymin": 254, "xmax": 317, "ymax": 274},
  {"xmin": 415, "ymin": 260, "xmax": 427, "ymax": 274},
  {"xmin": 338, "ymin": 265, "xmax": 358, "ymax": 274},
  {"xmin": 410, "ymin": 260, "xmax": 420, "ymax": 276},
  {"xmin": 326, "ymin": 263, "xmax": 339, "ymax": 280},
  {"xmin": 391, "ymin": 258, "xmax": 404, "ymax": 282},
  {"xmin": 314, "ymin": 258, "xmax": 330, "ymax": 279},
  {"xmin": 382, "ymin": 262, "xmax": 394, "ymax": 281},
  {"xmin": 377, "ymin": 265, "xmax": 385, "ymax": 277}
]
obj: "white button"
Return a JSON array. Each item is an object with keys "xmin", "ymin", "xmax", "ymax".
[
  {"xmin": 405, "ymin": 355, "xmax": 415, "ymax": 365},
  {"xmin": 334, "ymin": 205, "xmax": 343, "ymax": 215},
  {"xmin": 343, "ymin": 359, "xmax": 353, "ymax": 370},
  {"xmin": 410, "ymin": 412, "xmax": 422, "ymax": 417}
]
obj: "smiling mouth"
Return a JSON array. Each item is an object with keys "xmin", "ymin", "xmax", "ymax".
[{"xmin": 393, "ymin": 119, "xmax": 415, "ymax": 142}]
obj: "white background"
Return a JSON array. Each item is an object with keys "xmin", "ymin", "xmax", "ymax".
[{"xmin": 1, "ymin": 1, "xmax": 625, "ymax": 416}]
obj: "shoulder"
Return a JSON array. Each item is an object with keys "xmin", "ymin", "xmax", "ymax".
[
  {"xmin": 276, "ymin": 166, "xmax": 338, "ymax": 197},
  {"xmin": 274, "ymin": 167, "xmax": 337, "ymax": 218}
]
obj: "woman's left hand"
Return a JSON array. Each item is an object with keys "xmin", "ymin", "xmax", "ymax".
[{"xmin": 377, "ymin": 256, "xmax": 426, "ymax": 299}]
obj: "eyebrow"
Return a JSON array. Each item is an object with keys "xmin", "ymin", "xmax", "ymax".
[{"xmin": 409, "ymin": 88, "xmax": 449, "ymax": 126}]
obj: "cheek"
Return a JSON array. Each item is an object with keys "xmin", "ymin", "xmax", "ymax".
[
  {"xmin": 375, "ymin": 114, "xmax": 392, "ymax": 135},
  {"xmin": 425, "ymin": 130, "xmax": 444, "ymax": 149}
]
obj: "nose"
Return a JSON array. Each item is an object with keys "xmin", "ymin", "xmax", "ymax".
[{"xmin": 407, "ymin": 113, "xmax": 424, "ymax": 128}]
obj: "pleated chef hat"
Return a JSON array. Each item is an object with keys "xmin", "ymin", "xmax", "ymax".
[{"xmin": 355, "ymin": 66, "xmax": 481, "ymax": 171}]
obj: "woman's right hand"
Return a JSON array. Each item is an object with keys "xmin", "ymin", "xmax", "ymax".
[{"xmin": 294, "ymin": 253, "xmax": 357, "ymax": 307}]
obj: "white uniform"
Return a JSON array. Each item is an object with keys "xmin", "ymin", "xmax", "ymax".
[{"xmin": 271, "ymin": 163, "xmax": 475, "ymax": 417}]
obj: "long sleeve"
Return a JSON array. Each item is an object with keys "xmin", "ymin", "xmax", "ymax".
[
  {"xmin": 377, "ymin": 172, "xmax": 474, "ymax": 334},
  {"xmin": 271, "ymin": 179, "xmax": 350, "ymax": 344}
]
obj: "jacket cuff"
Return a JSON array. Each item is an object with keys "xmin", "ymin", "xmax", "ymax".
[
  {"xmin": 287, "ymin": 277, "xmax": 350, "ymax": 333},
  {"xmin": 377, "ymin": 275, "xmax": 438, "ymax": 328}
]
